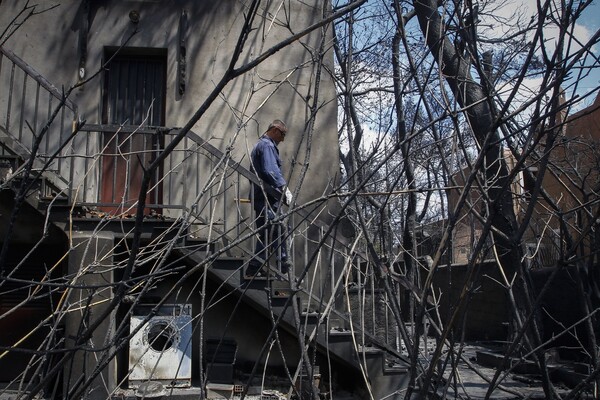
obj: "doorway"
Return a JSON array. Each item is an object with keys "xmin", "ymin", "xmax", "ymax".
[{"xmin": 100, "ymin": 49, "xmax": 166, "ymax": 214}]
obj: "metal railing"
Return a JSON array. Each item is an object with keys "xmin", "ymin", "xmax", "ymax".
[
  {"xmin": 64, "ymin": 123, "xmax": 404, "ymax": 354},
  {"xmin": 0, "ymin": 46, "xmax": 79, "ymax": 193}
]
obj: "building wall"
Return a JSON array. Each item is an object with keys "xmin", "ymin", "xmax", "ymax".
[
  {"xmin": 0, "ymin": 0, "xmax": 340, "ymax": 222},
  {"xmin": 514, "ymin": 91, "xmax": 600, "ymax": 266},
  {"xmin": 445, "ymin": 167, "xmax": 489, "ymax": 264},
  {"xmin": 447, "ymin": 91, "xmax": 600, "ymax": 267},
  {"xmin": 441, "ymin": 92, "xmax": 600, "ymax": 341}
]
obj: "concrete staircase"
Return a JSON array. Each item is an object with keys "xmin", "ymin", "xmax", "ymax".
[{"xmin": 172, "ymin": 234, "xmax": 411, "ymax": 398}]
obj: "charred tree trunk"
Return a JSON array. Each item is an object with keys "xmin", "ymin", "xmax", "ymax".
[{"xmin": 411, "ymin": 0, "xmax": 558, "ymax": 397}]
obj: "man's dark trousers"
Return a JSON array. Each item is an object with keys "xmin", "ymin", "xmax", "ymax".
[{"xmin": 248, "ymin": 206, "xmax": 289, "ymax": 275}]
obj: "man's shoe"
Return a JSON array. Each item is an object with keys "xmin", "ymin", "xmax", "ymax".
[{"xmin": 245, "ymin": 260, "xmax": 265, "ymax": 278}]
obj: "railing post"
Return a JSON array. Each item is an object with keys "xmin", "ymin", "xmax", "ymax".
[
  {"xmin": 6, "ymin": 61, "xmax": 15, "ymax": 135},
  {"xmin": 222, "ymin": 161, "xmax": 227, "ymax": 234}
]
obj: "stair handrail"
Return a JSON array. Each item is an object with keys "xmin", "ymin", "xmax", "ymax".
[
  {"xmin": 1, "ymin": 45, "xmax": 80, "ymax": 196},
  {"xmin": 182, "ymin": 127, "xmax": 344, "ymax": 238},
  {"xmin": 179, "ymin": 127, "xmax": 408, "ymax": 360},
  {"xmin": 0, "ymin": 46, "xmax": 78, "ymax": 115},
  {"xmin": 0, "ymin": 45, "xmax": 342, "ymax": 255}
]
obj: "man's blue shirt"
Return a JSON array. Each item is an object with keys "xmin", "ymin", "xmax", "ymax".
[{"xmin": 250, "ymin": 135, "xmax": 286, "ymax": 210}]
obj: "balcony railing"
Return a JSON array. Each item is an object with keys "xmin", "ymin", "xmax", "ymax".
[{"xmin": 0, "ymin": 46, "xmax": 79, "ymax": 194}]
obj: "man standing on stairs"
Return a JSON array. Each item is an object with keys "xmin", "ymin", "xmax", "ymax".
[{"xmin": 247, "ymin": 119, "xmax": 293, "ymax": 278}]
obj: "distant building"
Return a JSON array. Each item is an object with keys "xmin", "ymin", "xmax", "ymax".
[
  {"xmin": 435, "ymin": 89, "xmax": 600, "ymax": 340},
  {"xmin": 518, "ymin": 91, "xmax": 600, "ymax": 268}
]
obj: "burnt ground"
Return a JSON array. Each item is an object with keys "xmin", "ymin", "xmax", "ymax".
[{"xmin": 435, "ymin": 342, "xmax": 594, "ymax": 399}]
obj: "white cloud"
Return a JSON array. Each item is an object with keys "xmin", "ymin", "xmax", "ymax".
[{"xmin": 479, "ymin": 0, "xmax": 599, "ymax": 112}]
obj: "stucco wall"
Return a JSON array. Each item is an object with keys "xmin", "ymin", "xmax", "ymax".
[{"xmin": 0, "ymin": 0, "xmax": 340, "ymax": 224}]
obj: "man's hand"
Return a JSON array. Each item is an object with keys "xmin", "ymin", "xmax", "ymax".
[{"xmin": 284, "ymin": 187, "xmax": 293, "ymax": 206}]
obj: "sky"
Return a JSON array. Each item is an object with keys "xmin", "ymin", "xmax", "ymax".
[
  {"xmin": 513, "ymin": 0, "xmax": 600, "ymax": 106},
  {"xmin": 576, "ymin": 0, "xmax": 600, "ymax": 101},
  {"xmin": 579, "ymin": 1, "xmax": 600, "ymax": 35},
  {"xmin": 340, "ymin": 0, "xmax": 600, "ymax": 155}
]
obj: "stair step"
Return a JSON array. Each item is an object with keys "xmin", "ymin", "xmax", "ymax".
[
  {"xmin": 241, "ymin": 270, "xmax": 270, "ymax": 282},
  {"xmin": 176, "ymin": 245, "xmax": 408, "ymax": 392},
  {"xmin": 357, "ymin": 345, "xmax": 383, "ymax": 355},
  {"xmin": 270, "ymin": 281, "xmax": 293, "ymax": 299},
  {"xmin": 329, "ymin": 328, "xmax": 353, "ymax": 337},
  {"xmin": 383, "ymin": 358, "xmax": 410, "ymax": 373},
  {"xmin": 239, "ymin": 275, "xmax": 271, "ymax": 294},
  {"xmin": 151, "ymin": 224, "xmax": 184, "ymax": 242},
  {"xmin": 326, "ymin": 329, "xmax": 354, "ymax": 360},
  {"xmin": 36, "ymin": 195, "xmax": 77, "ymax": 214},
  {"xmin": 184, "ymin": 236, "xmax": 217, "ymax": 253},
  {"xmin": 178, "ymin": 243, "xmax": 214, "ymax": 259},
  {"xmin": 300, "ymin": 310, "xmax": 321, "ymax": 319},
  {"xmin": 212, "ymin": 256, "xmax": 244, "ymax": 270},
  {"xmin": 187, "ymin": 223, "xmax": 222, "ymax": 241},
  {"xmin": 299, "ymin": 320, "xmax": 327, "ymax": 341}
]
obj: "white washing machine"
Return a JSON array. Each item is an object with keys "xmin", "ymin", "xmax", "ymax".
[{"xmin": 129, "ymin": 304, "xmax": 192, "ymax": 388}]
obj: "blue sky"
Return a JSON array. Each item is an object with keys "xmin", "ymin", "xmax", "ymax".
[
  {"xmin": 579, "ymin": 0, "xmax": 599, "ymax": 30},
  {"xmin": 486, "ymin": 0, "xmax": 600, "ymax": 108},
  {"xmin": 573, "ymin": 0, "xmax": 600, "ymax": 104}
]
